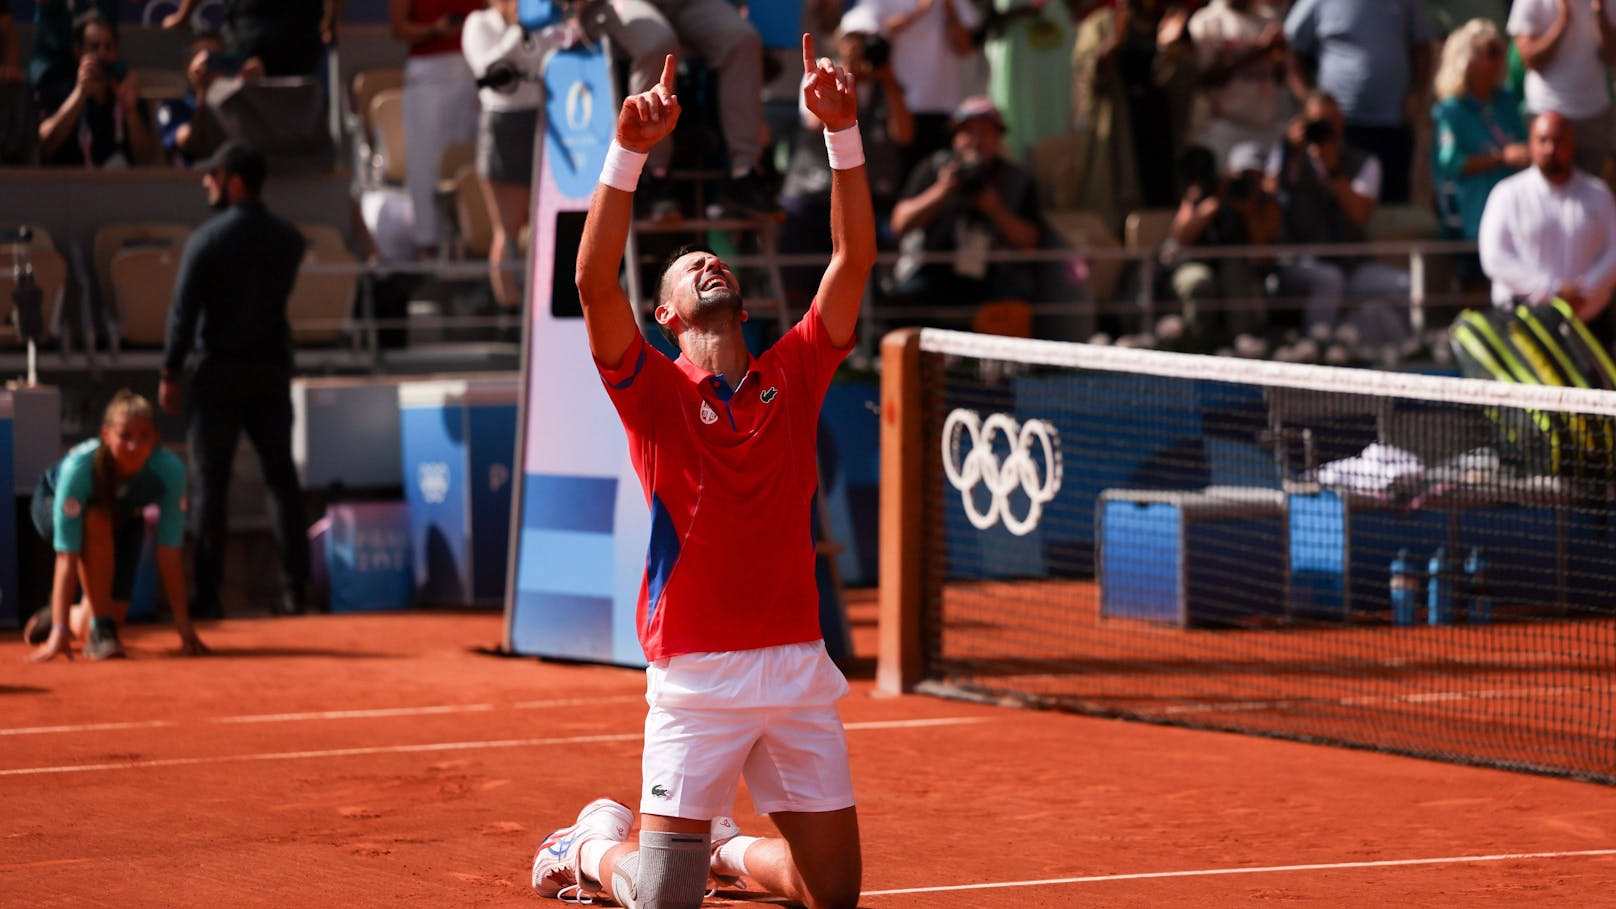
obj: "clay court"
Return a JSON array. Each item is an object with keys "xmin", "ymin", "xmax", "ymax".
[{"xmin": 4, "ymin": 590, "xmax": 1616, "ymax": 907}]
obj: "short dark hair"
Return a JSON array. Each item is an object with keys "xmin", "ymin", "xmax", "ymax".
[
  {"xmin": 72, "ymin": 10, "xmax": 114, "ymax": 50},
  {"xmin": 653, "ymin": 243, "xmax": 715, "ymax": 348}
]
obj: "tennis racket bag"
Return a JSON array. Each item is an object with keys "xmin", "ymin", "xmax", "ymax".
[{"xmin": 1449, "ymin": 308, "xmax": 1565, "ymax": 475}]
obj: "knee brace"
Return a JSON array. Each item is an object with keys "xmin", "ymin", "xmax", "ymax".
[{"xmin": 610, "ymin": 830, "xmax": 710, "ymax": 909}]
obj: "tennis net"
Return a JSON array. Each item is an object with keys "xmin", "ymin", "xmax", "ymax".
[{"xmin": 878, "ymin": 328, "xmax": 1616, "ymax": 783}]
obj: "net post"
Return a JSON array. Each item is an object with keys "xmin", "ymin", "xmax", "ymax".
[{"xmin": 878, "ymin": 328, "xmax": 925, "ymax": 694}]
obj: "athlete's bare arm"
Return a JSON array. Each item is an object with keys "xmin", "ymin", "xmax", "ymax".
[
  {"xmin": 802, "ymin": 33, "xmax": 877, "ymax": 348},
  {"xmin": 576, "ymin": 54, "xmax": 681, "ymax": 370}
]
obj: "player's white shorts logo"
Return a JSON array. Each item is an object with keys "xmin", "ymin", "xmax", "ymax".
[
  {"xmin": 941, "ymin": 409, "xmax": 1061, "ymax": 537},
  {"xmin": 699, "ymin": 401, "xmax": 718, "ymax": 425},
  {"xmin": 418, "ymin": 461, "xmax": 451, "ymax": 504}
]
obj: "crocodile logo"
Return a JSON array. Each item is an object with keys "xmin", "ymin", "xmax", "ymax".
[
  {"xmin": 761, "ymin": 387, "xmax": 778, "ymax": 403},
  {"xmin": 650, "ymin": 784, "xmax": 671, "ymax": 800}
]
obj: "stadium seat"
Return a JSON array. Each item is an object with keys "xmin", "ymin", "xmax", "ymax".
[
  {"xmin": 368, "ymin": 89, "xmax": 406, "ymax": 186},
  {"xmin": 0, "ymin": 223, "xmax": 59, "ymax": 253},
  {"xmin": 134, "ymin": 67, "xmax": 188, "ymax": 102},
  {"xmin": 1029, "ymin": 133, "xmax": 1090, "ymax": 212},
  {"xmin": 351, "ymin": 67, "xmax": 404, "ymax": 147},
  {"xmin": 108, "ymin": 244, "xmax": 184, "ymax": 346},
  {"xmin": 452, "ymin": 165, "xmax": 493, "ymax": 259},
  {"xmin": 1124, "ymin": 209, "xmax": 1176, "ymax": 254},
  {"xmin": 972, "ymin": 300, "xmax": 1033, "ymax": 338},
  {"xmin": 287, "ymin": 247, "xmax": 360, "ymax": 345},
  {"xmin": 93, "ymin": 223, "xmax": 191, "ymax": 328},
  {"xmin": 298, "ymin": 223, "xmax": 350, "ymax": 256},
  {"xmin": 1045, "ymin": 209, "xmax": 1121, "ymax": 302}
]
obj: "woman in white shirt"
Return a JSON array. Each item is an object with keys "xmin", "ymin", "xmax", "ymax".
[{"xmin": 462, "ymin": 0, "xmax": 546, "ymax": 307}]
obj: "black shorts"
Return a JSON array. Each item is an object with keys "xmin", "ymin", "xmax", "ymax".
[{"xmin": 30, "ymin": 475, "xmax": 148, "ymax": 603}]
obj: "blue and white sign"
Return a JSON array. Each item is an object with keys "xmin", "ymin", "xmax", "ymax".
[{"xmin": 506, "ymin": 45, "xmax": 649, "ymax": 667}]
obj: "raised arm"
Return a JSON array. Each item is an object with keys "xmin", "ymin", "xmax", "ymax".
[
  {"xmin": 576, "ymin": 54, "xmax": 681, "ymax": 368},
  {"xmin": 803, "ymin": 34, "xmax": 876, "ymax": 347}
]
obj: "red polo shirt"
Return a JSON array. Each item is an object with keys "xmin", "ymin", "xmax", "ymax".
[{"xmin": 596, "ymin": 302, "xmax": 852, "ymax": 662}]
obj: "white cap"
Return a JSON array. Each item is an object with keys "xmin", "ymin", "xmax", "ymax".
[{"xmin": 839, "ymin": 6, "xmax": 882, "ymax": 37}]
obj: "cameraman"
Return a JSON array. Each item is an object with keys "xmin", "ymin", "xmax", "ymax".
[
  {"xmin": 37, "ymin": 11, "xmax": 155, "ymax": 168},
  {"xmin": 778, "ymin": 7, "xmax": 912, "ymax": 308},
  {"xmin": 888, "ymin": 95, "xmax": 1043, "ymax": 322},
  {"xmin": 1166, "ymin": 142, "xmax": 1279, "ymax": 344},
  {"xmin": 1267, "ymin": 90, "xmax": 1409, "ymax": 345}
]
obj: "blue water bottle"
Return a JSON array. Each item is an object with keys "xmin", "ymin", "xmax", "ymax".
[
  {"xmin": 1427, "ymin": 546, "xmax": 1453, "ymax": 626},
  {"xmin": 1390, "ymin": 548, "xmax": 1417, "ymax": 626},
  {"xmin": 1463, "ymin": 547, "xmax": 1491, "ymax": 625}
]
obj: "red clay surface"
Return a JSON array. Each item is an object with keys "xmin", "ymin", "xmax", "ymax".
[{"xmin": 4, "ymin": 590, "xmax": 1616, "ymax": 907}]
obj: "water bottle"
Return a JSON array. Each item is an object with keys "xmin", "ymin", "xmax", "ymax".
[
  {"xmin": 1390, "ymin": 548, "xmax": 1418, "ymax": 626},
  {"xmin": 1427, "ymin": 546, "xmax": 1453, "ymax": 626},
  {"xmin": 1463, "ymin": 548, "xmax": 1491, "ymax": 625}
]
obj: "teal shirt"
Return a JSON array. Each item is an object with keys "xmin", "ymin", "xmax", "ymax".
[
  {"xmin": 44, "ymin": 438, "xmax": 186, "ymax": 553},
  {"xmin": 1432, "ymin": 88, "xmax": 1526, "ymax": 240}
]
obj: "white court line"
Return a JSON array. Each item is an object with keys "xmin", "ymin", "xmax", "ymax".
[
  {"xmin": 0, "ymin": 695, "xmax": 644, "ymax": 737},
  {"xmin": 0, "ymin": 716, "xmax": 991, "ymax": 777},
  {"xmin": 863, "ymin": 848, "xmax": 1616, "ymax": 897}
]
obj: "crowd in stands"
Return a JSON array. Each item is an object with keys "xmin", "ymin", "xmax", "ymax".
[{"xmin": 4, "ymin": 0, "xmax": 1616, "ymax": 365}]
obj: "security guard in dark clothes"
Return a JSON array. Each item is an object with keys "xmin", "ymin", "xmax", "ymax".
[{"xmin": 158, "ymin": 141, "xmax": 311, "ymax": 618}]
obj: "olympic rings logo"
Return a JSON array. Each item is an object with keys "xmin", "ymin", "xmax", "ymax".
[{"xmin": 941, "ymin": 409, "xmax": 1062, "ymax": 537}]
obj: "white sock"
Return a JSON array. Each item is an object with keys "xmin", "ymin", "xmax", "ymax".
[
  {"xmin": 580, "ymin": 839, "xmax": 614, "ymax": 884},
  {"xmin": 713, "ymin": 835, "xmax": 761, "ymax": 878}
]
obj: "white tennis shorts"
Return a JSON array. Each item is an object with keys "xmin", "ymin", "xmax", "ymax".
[{"xmin": 639, "ymin": 640, "xmax": 855, "ymax": 819}]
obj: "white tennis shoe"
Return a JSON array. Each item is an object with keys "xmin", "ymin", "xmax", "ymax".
[{"xmin": 531, "ymin": 798, "xmax": 634, "ymax": 900}]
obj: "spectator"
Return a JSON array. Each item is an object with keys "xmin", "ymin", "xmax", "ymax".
[
  {"xmin": 858, "ymin": 0, "xmax": 983, "ymax": 182},
  {"xmin": 1166, "ymin": 141, "xmax": 1280, "ymax": 344},
  {"xmin": 1479, "ymin": 111, "xmax": 1616, "ymax": 330},
  {"xmin": 1283, "ymin": 0, "xmax": 1434, "ymax": 205},
  {"xmin": 159, "ymin": 143, "xmax": 313, "ymax": 619},
  {"xmin": 36, "ymin": 11, "xmax": 157, "ymax": 168},
  {"xmin": 156, "ymin": 29, "xmax": 236, "ymax": 167},
  {"xmin": 888, "ymin": 96, "xmax": 1044, "ymax": 323},
  {"xmin": 778, "ymin": 6, "xmax": 912, "ymax": 306},
  {"xmin": 462, "ymin": 0, "xmax": 544, "ymax": 307},
  {"xmin": 1268, "ymin": 91, "xmax": 1411, "ymax": 347},
  {"xmin": 982, "ymin": 0, "xmax": 1079, "ymax": 162},
  {"xmin": 24, "ymin": 390, "xmax": 207, "ymax": 663},
  {"xmin": 1431, "ymin": 19, "xmax": 1526, "ymax": 245},
  {"xmin": 1186, "ymin": 0, "xmax": 1287, "ymax": 170},
  {"xmin": 1426, "ymin": 0, "xmax": 1508, "ymax": 37},
  {"xmin": 28, "ymin": 0, "xmax": 117, "ymax": 113},
  {"xmin": 390, "ymin": 0, "xmax": 482, "ymax": 258},
  {"xmin": 163, "ymin": 0, "xmax": 338, "ymax": 78},
  {"xmin": 576, "ymin": 0, "xmax": 774, "ymax": 221},
  {"xmin": 1507, "ymin": 0, "xmax": 1616, "ymax": 183},
  {"xmin": 1072, "ymin": 0, "xmax": 1198, "ymax": 229}
]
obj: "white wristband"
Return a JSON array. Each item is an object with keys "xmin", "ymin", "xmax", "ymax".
[
  {"xmin": 600, "ymin": 142, "xmax": 648, "ymax": 192},
  {"xmin": 825, "ymin": 122, "xmax": 864, "ymax": 171}
]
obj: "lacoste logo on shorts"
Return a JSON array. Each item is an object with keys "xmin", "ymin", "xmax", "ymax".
[
  {"xmin": 761, "ymin": 387, "xmax": 778, "ymax": 403},
  {"xmin": 650, "ymin": 784, "xmax": 671, "ymax": 800},
  {"xmin": 699, "ymin": 402, "xmax": 718, "ymax": 425}
]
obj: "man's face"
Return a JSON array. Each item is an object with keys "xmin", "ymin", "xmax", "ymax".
[
  {"xmin": 952, "ymin": 118, "xmax": 1002, "ymax": 161},
  {"xmin": 81, "ymin": 23, "xmax": 118, "ymax": 66},
  {"xmin": 658, "ymin": 251, "xmax": 742, "ymax": 334},
  {"xmin": 203, "ymin": 169, "xmax": 229, "ymax": 210},
  {"xmin": 1531, "ymin": 114, "xmax": 1575, "ymax": 184}
]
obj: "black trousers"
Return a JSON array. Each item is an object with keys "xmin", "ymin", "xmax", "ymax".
[{"xmin": 186, "ymin": 359, "xmax": 308, "ymax": 614}]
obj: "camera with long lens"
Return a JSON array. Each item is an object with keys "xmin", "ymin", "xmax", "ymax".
[
  {"xmin": 1226, "ymin": 174, "xmax": 1258, "ymax": 201},
  {"xmin": 475, "ymin": 59, "xmax": 525, "ymax": 93},
  {"xmin": 1302, "ymin": 117, "xmax": 1335, "ymax": 145},
  {"xmin": 862, "ymin": 34, "xmax": 891, "ymax": 70},
  {"xmin": 954, "ymin": 153, "xmax": 991, "ymax": 195}
]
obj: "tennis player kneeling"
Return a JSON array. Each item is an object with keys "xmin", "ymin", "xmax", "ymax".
[{"xmin": 528, "ymin": 34, "xmax": 875, "ymax": 909}]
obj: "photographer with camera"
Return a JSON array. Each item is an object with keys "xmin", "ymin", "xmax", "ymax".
[
  {"xmin": 37, "ymin": 11, "xmax": 155, "ymax": 168},
  {"xmin": 887, "ymin": 95, "xmax": 1043, "ymax": 324},
  {"xmin": 462, "ymin": 0, "xmax": 546, "ymax": 307},
  {"xmin": 1268, "ymin": 90, "xmax": 1411, "ymax": 349},
  {"xmin": 1165, "ymin": 142, "xmax": 1280, "ymax": 345},
  {"xmin": 778, "ymin": 6, "xmax": 912, "ymax": 310}
]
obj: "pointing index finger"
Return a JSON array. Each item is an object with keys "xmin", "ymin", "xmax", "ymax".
[
  {"xmin": 802, "ymin": 32, "xmax": 815, "ymax": 75},
  {"xmin": 658, "ymin": 54, "xmax": 676, "ymax": 92}
]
